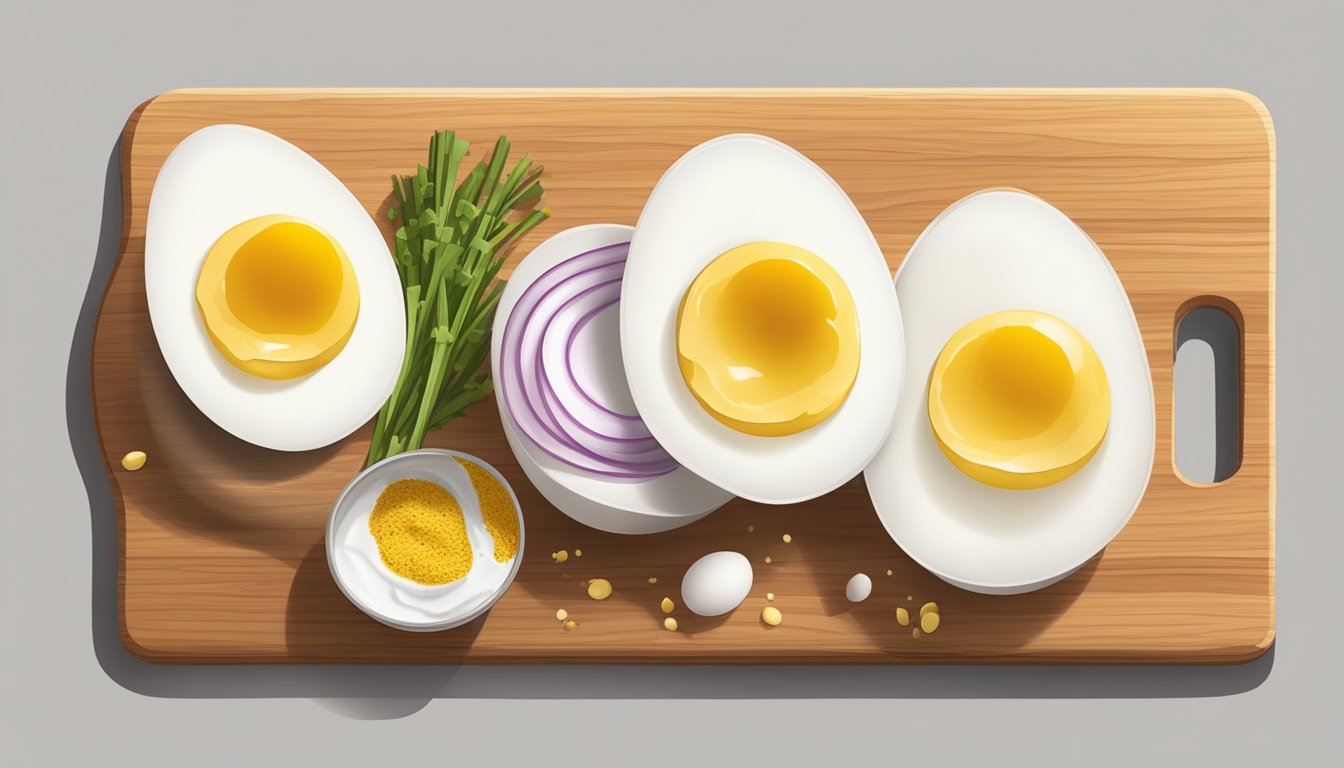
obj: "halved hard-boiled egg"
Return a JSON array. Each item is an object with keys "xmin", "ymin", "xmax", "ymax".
[
  {"xmin": 864, "ymin": 189, "xmax": 1154, "ymax": 594},
  {"xmin": 146, "ymin": 124, "xmax": 405, "ymax": 451},
  {"xmin": 195, "ymin": 214, "xmax": 359, "ymax": 380},
  {"xmin": 621, "ymin": 135, "xmax": 903, "ymax": 504}
]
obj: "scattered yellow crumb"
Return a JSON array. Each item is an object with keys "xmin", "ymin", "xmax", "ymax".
[
  {"xmin": 761, "ymin": 606, "xmax": 783, "ymax": 626},
  {"xmin": 648, "ymin": 577, "xmax": 658, "ymax": 584},
  {"xmin": 368, "ymin": 478, "xmax": 471, "ymax": 585},
  {"xmin": 553, "ymin": 549, "xmax": 569, "ymax": 563},
  {"xmin": 121, "ymin": 451, "xmax": 147, "ymax": 471},
  {"xmin": 782, "ymin": 533, "xmax": 792, "ymax": 543},
  {"xmin": 920, "ymin": 612, "xmax": 941, "ymax": 634},
  {"xmin": 764, "ymin": 556, "xmax": 772, "ymax": 564},
  {"xmin": 587, "ymin": 578, "xmax": 613, "ymax": 600},
  {"xmin": 895, "ymin": 607, "xmax": 910, "ymax": 626},
  {"xmin": 920, "ymin": 601, "xmax": 938, "ymax": 618},
  {"xmin": 575, "ymin": 549, "xmax": 583, "ymax": 557},
  {"xmin": 454, "ymin": 458, "xmax": 519, "ymax": 562},
  {"xmin": 564, "ymin": 620, "xmax": 578, "ymax": 632},
  {"xmin": 555, "ymin": 608, "xmax": 568, "ymax": 621},
  {"xmin": 906, "ymin": 595, "xmax": 913, "ymax": 601},
  {"xmin": 912, "ymin": 628, "xmax": 921, "ymax": 638},
  {"xmin": 886, "ymin": 569, "xmax": 893, "ymax": 576},
  {"xmin": 660, "ymin": 597, "xmax": 674, "ymax": 613},
  {"xmin": 664, "ymin": 617, "xmax": 678, "ymax": 632},
  {"xmin": 748, "ymin": 525, "xmax": 755, "ymax": 533},
  {"xmin": 766, "ymin": 592, "xmax": 775, "ymax": 601}
]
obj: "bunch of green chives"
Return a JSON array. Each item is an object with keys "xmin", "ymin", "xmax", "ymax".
[{"xmin": 366, "ymin": 130, "xmax": 548, "ymax": 467}]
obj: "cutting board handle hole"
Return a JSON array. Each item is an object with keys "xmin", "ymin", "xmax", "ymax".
[{"xmin": 1172, "ymin": 297, "xmax": 1244, "ymax": 485}]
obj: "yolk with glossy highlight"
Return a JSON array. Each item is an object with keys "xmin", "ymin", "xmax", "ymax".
[
  {"xmin": 676, "ymin": 241, "xmax": 860, "ymax": 437},
  {"xmin": 928, "ymin": 310, "xmax": 1110, "ymax": 490},
  {"xmin": 195, "ymin": 215, "xmax": 359, "ymax": 380}
]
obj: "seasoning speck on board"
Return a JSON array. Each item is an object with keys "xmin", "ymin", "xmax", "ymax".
[
  {"xmin": 587, "ymin": 578, "xmax": 613, "ymax": 600},
  {"xmin": 121, "ymin": 451, "xmax": 147, "ymax": 471}
]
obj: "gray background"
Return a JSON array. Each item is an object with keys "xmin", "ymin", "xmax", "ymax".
[{"xmin": 2, "ymin": 0, "xmax": 1341, "ymax": 764}]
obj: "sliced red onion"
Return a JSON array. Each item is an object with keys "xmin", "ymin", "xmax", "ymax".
[{"xmin": 499, "ymin": 242, "xmax": 678, "ymax": 479}]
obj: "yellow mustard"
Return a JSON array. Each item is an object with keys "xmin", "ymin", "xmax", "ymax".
[
  {"xmin": 368, "ymin": 478, "xmax": 472, "ymax": 585},
  {"xmin": 455, "ymin": 458, "xmax": 520, "ymax": 563}
]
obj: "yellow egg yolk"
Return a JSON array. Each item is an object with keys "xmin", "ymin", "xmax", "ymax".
[
  {"xmin": 195, "ymin": 215, "xmax": 359, "ymax": 380},
  {"xmin": 928, "ymin": 310, "xmax": 1110, "ymax": 490},
  {"xmin": 676, "ymin": 241, "xmax": 860, "ymax": 437}
]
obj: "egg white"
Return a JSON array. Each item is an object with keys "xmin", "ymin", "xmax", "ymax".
[
  {"xmin": 864, "ymin": 190, "xmax": 1155, "ymax": 594},
  {"xmin": 621, "ymin": 135, "xmax": 904, "ymax": 504},
  {"xmin": 145, "ymin": 124, "xmax": 405, "ymax": 451},
  {"xmin": 492, "ymin": 224, "xmax": 734, "ymax": 534}
]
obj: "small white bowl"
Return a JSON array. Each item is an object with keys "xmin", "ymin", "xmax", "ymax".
[{"xmin": 326, "ymin": 449, "xmax": 524, "ymax": 631}]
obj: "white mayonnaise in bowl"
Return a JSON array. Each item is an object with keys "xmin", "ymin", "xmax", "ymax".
[{"xmin": 326, "ymin": 449, "xmax": 524, "ymax": 631}]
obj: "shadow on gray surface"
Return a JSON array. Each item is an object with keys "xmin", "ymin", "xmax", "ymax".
[{"xmin": 67, "ymin": 131, "xmax": 1272, "ymax": 712}]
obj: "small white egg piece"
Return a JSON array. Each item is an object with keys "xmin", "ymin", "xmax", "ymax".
[
  {"xmin": 845, "ymin": 573, "xmax": 873, "ymax": 603},
  {"xmin": 681, "ymin": 551, "xmax": 753, "ymax": 617}
]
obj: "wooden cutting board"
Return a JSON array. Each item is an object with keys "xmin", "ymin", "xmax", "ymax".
[{"xmin": 93, "ymin": 89, "xmax": 1274, "ymax": 663}]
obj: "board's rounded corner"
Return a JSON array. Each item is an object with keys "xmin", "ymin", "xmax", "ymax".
[
  {"xmin": 124, "ymin": 89, "xmax": 204, "ymax": 142},
  {"xmin": 1225, "ymin": 622, "xmax": 1276, "ymax": 665},
  {"xmin": 1251, "ymin": 621, "xmax": 1276, "ymax": 655},
  {"xmin": 1216, "ymin": 89, "xmax": 1275, "ymax": 149},
  {"xmin": 123, "ymin": 93, "xmax": 169, "ymax": 139},
  {"xmin": 118, "ymin": 620, "xmax": 173, "ymax": 665}
]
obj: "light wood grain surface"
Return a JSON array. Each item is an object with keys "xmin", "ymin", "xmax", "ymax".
[{"xmin": 92, "ymin": 89, "xmax": 1274, "ymax": 664}]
